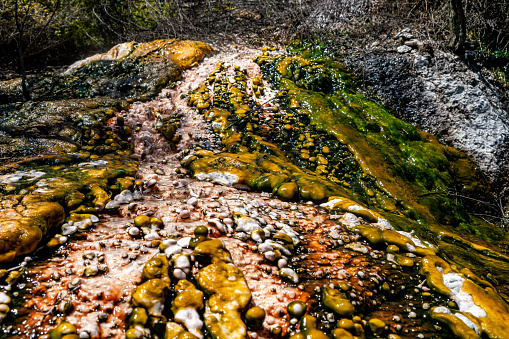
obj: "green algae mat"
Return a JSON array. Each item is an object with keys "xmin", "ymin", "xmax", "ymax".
[
  {"xmin": 180, "ymin": 43, "xmax": 509, "ymax": 338},
  {"xmin": 185, "ymin": 43, "xmax": 509, "ymax": 285}
]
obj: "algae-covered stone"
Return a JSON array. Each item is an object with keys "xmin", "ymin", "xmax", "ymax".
[
  {"xmin": 193, "ymin": 238, "xmax": 232, "ymax": 265},
  {"xmin": 49, "ymin": 322, "xmax": 76, "ymax": 339},
  {"xmin": 322, "ymin": 287, "xmax": 355, "ymax": 317},
  {"xmin": 196, "ymin": 261, "xmax": 252, "ymax": 339},
  {"xmin": 0, "ymin": 218, "xmax": 43, "ymax": 263},
  {"xmin": 431, "ymin": 308, "xmax": 480, "ymax": 339},
  {"xmin": 287, "ymin": 300, "xmax": 307, "ymax": 319},
  {"xmin": 194, "ymin": 225, "xmax": 209, "ymax": 236},
  {"xmin": 131, "ymin": 278, "xmax": 169, "ymax": 316},
  {"xmin": 244, "ymin": 307, "xmax": 265, "ymax": 330},
  {"xmin": 129, "ymin": 307, "xmax": 149, "ymax": 327},
  {"xmin": 164, "ymin": 322, "xmax": 200, "ymax": 339},
  {"xmin": 337, "ymin": 319, "xmax": 355, "ymax": 331},
  {"xmin": 126, "ymin": 327, "xmax": 145, "ymax": 339},
  {"xmin": 134, "ymin": 215, "xmax": 151, "ymax": 228},
  {"xmin": 0, "ymin": 201, "xmax": 65, "ymax": 262},
  {"xmin": 172, "ymin": 279, "xmax": 205, "ymax": 338},
  {"xmin": 299, "ymin": 315, "xmax": 329, "ymax": 339},
  {"xmin": 331, "ymin": 328, "xmax": 354, "ymax": 339},
  {"xmin": 421, "ymin": 255, "xmax": 509, "ymax": 338},
  {"xmin": 277, "ymin": 181, "xmax": 299, "ymax": 200},
  {"xmin": 142, "ymin": 254, "xmax": 171, "ymax": 284},
  {"xmin": 368, "ymin": 318, "xmax": 387, "ymax": 336}
]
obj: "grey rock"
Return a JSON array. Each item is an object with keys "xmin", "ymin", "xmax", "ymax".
[
  {"xmin": 114, "ymin": 190, "xmax": 133, "ymax": 204},
  {"xmin": 397, "ymin": 45, "xmax": 412, "ymax": 54}
]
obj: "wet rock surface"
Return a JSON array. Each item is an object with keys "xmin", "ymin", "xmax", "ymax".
[
  {"xmin": 0, "ymin": 40, "xmax": 508, "ymax": 339},
  {"xmin": 342, "ymin": 29, "xmax": 509, "ymax": 184}
]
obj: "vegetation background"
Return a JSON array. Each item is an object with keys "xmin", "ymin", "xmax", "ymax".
[{"xmin": 0, "ymin": 0, "xmax": 508, "ymax": 75}]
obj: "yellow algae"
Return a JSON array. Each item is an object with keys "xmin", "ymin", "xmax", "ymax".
[
  {"xmin": 193, "ymin": 238, "xmax": 233, "ymax": 265},
  {"xmin": 196, "ymin": 262, "xmax": 252, "ymax": 339},
  {"xmin": 421, "ymin": 255, "xmax": 509, "ymax": 338},
  {"xmin": 299, "ymin": 315, "xmax": 329, "ymax": 339},
  {"xmin": 321, "ymin": 196, "xmax": 386, "ymax": 224},
  {"xmin": 430, "ymin": 311, "xmax": 480, "ymax": 339},
  {"xmin": 462, "ymin": 279, "xmax": 509, "ymax": 338},
  {"xmin": 72, "ymin": 39, "xmax": 213, "ymax": 72},
  {"xmin": 420, "ymin": 255, "xmax": 454, "ymax": 294},
  {"xmin": 0, "ymin": 218, "xmax": 43, "ymax": 262},
  {"xmin": 165, "ymin": 322, "xmax": 186, "ymax": 339},
  {"xmin": 172, "ymin": 280, "xmax": 205, "ymax": 338},
  {"xmin": 331, "ymin": 328, "xmax": 354, "ymax": 339},
  {"xmin": 131, "ymin": 279, "xmax": 169, "ymax": 316},
  {"xmin": 142, "ymin": 255, "xmax": 171, "ymax": 284},
  {"xmin": 322, "ymin": 287, "xmax": 355, "ymax": 317},
  {"xmin": 172, "ymin": 280, "xmax": 205, "ymax": 312}
]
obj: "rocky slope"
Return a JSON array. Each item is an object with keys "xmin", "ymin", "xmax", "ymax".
[{"xmin": 0, "ymin": 40, "xmax": 508, "ymax": 339}]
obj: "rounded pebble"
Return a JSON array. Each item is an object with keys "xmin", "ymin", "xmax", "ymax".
[
  {"xmin": 264, "ymin": 251, "xmax": 276, "ymax": 261},
  {"xmin": 278, "ymin": 259, "xmax": 288, "ymax": 269},
  {"xmin": 0, "ymin": 292, "xmax": 11, "ymax": 304},
  {"xmin": 173, "ymin": 269, "xmax": 186, "ymax": 280},
  {"xmin": 180, "ymin": 209, "xmax": 191, "ymax": 219},
  {"xmin": 128, "ymin": 227, "xmax": 141, "ymax": 237},
  {"xmin": 62, "ymin": 226, "xmax": 78, "ymax": 236}
]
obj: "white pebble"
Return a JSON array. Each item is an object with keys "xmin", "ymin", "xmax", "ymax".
[
  {"xmin": 174, "ymin": 255, "xmax": 191, "ymax": 274},
  {"xmin": 258, "ymin": 242, "xmax": 273, "ymax": 253},
  {"xmin": 278, "ymin": 259, "xmax": 288, "ymax": 269},
  {"xmin": 208, "ymin": 218, "xmax": 226, "ymax": 233},
  {"xmin": 62, "ymin": 226, "xmax": 78, "ymax": 236},
  {"xmin": 165, "ymin": 244, "xmax": 183, "ymax": 257},
  {"xmin": 173, "ymin": 269, "xmax": 187, "ymax": 280},
  {"xmin": 128, "ymin": 227, "xmax": 140, "ymax": 237},
  {"xmin": 144, "ymin": 230, "xmax": 160, "ymax": 241},
  {"xmin": 177, "ymin": 237, "xmax": 191, "ymax": 248},
  {"xmin": 90, "ymin": 215, "xmax": 99, "ymax": 223},
  {"xmin": 161, "ymin": 239, "xmax": 177, "ymax": 247},
  {"xmin": 59, "ymin": 236, "xmax": 68, "ymax": 244},
  {"xmin": 188, "ymin": 197, "xmax": 199, "ymax": 206},
  {"xmin": 105, "ymin": 200, "xmax": 120, "ymax": 209},
  {"xmin": 0, "ymin": 292, "xmax": 11, "ymax": 304},
  {"xmin": 180, "ymin": 209, "xmax": 191, "ymax": 219},
  {"xmin": 114, "ymin": 190, "xmax": 134, "ymax": 204}
]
